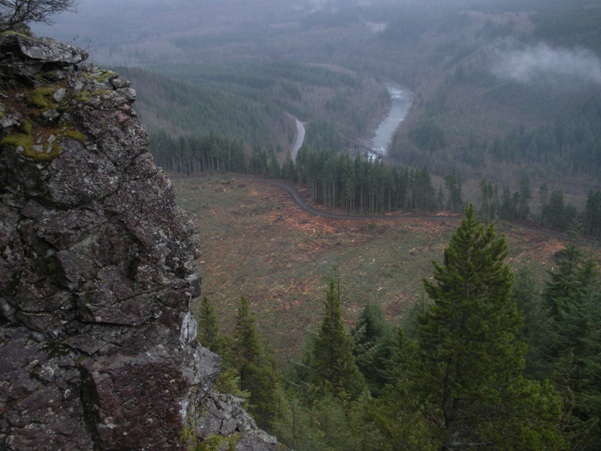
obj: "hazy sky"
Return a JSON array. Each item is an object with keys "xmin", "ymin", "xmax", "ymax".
[{"xmin": 32, "ymin": 0, "xmax": 600, "ymax": 73}]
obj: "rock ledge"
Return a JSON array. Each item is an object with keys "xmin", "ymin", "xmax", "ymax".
[{"xmin": 0, "ymin": 33, "xmax": 280, "ymax": 450}]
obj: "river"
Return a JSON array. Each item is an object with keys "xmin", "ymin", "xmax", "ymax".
[
  {"xmin": 290, "ymin": 118, "xmax": 305, "ymax": 161},
  {"xmin": 290, "ymin": 82, "xmax": 412, "ymax": 160},
  {"xmin": 370, "ymin": 82, "xmax": 413, "ymax": 156}
]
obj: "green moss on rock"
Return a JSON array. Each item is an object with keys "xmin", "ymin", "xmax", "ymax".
[
  {"xmin": 21, "ymin": 118, "xmax": 32, "ymax": 134},
  {"xmin": 2, "ymin": 132, "xmax": 62, "ymax": 162},
  {"xmin": 1, "ymin": 133, "xmax": 33, "ymax": 151},
  {"xmin": 31, "ymin": 86, "xmax": 57, "ymax": 109},
  {"xmin": 63, "ymin": 129, "xmax": 86, "ymax": 141},
  {"xmin": 198, "ymin": 433, "xmax": 241, "ymax": 451},
  {"xmin": 1, "ymin": 30, "xmax": 32, "ymax": 39}
]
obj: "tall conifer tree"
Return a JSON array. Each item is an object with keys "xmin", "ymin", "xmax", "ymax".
[
  {"xmin": 543, "ymin": 246, "xmax": 601, "ymax": 448},
  {"xmin": 415, "ymin": 205, "xmax": 565, "ymax": 448},
  {"xmin": 352, "ymin": 304, "xmax": 394, "ymax": 396},
  {"xmin": 310, "ymin": 281, "xmax": 366, "ymax": 401},
  {"xmin": 232, "ymin": 296, "xmax": 280, "ymax": 428},
  {"xmin": 197, "ymin": 296, "xmax": 227, "ymax": 355}
]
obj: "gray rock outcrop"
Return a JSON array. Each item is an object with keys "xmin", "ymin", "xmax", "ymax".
[{"xmin": 0, "ymin": 33, "xmax": 280, "ymax": 450}]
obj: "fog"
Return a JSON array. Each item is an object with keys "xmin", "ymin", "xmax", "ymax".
[
  {"xmin": 31, "ymin": 0, "xmax": 599, "ymax": 73},
  {"xmin": 493, "ymin": 43, "xmax": 601, "ymax": 87}
]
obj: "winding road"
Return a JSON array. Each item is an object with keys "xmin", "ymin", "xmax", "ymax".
[
  {"xmin": 231, "ymin": 175, "xmax": 578, "ymax": 244},
  {"xmin": 173, "ymin": 173, "xmax": 577, "ymax": 244},
  {"xmin": 236, "ymin": 175, "xmax": 458, "ymax": 222}
]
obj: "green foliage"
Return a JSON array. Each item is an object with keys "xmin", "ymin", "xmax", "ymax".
[
  {"xmin": 542, "ymin": 246, "xmax": 601, "ymax": 448},
  {"xmin": 541, "ymin": 189, "xmax": 579, "ymax": 231},
  {"xmin": 351, "ymin": 304, "xmax": 395, "ymax": 397},
  {"xmin": 149, "ymin": 130, "xmax": 246, "ymax": 174},
  {"xmin": 197, "ymin": 433, "xmax": 240, "ymax": 451},
  {"xmin": 270, "ymin": 393, "xmax": 327, "ymax": 450},
  {"xmin": 116, "ymin": 66, "xmax": 291, "ymax": 146},
  {"xmin": 309, "ymin": 281, "xmax": 366, "ymax": 402},
  {"xmin": 63, "ymin": 129, "xmax": 86, "ymax": 141},
  {"xmin": 303, "ymin": 119, "xmax": 342, "ymax": 150},
  {"xmin": 1, "ymin": 132, "xmax": 60, "ymax": 161},
  {"xmin": 295, "ymin": 147, "xmax": 438, "ymax": 214},
  {"xmin": 512, "ymin": 266, "xmax": 552, "ymax": 380},
  {"xmin": 375, "ymin": 206, "xmax": 568, "ymax": 449},
  {"xmin": 31, "ymin": 86, "xmax": 56, "ymax": 108},
  {"xmin": 419, "ymin": 205, "xmax": 525, "ymax": 446},
  {"xmin": 231, "ymin": 296, "xmax": 280, "ymax": 429},
  {"xmin": 444, "ymin": 170, "xmax": 463, "ymax": 213},
  {"xmin": 533, "ymin": 7, "xmax": 601, "ymax": 54},
  {"xmin": 490, "ymin": 97, "xmax": 601, "ymax": 180},
  {"xmin": 272, "ymin": 389, "xmax": 379, "ymax": 451},
  {"xmin": 197, "ymin": 296, "xmax": 227, "ymax": 356},
  {"xmin": 374, "ymin": 329, "xmax": 435, "ymax": 450},
  {"xmin": 407, "ymin": 119, "xmax": 446, "ymax": 152},
  {"xmin": 120, "ymin": 61, "xmax": 384, "ymax": 153},
  {"xmin": 583, "ymin": 190, "xmax": 601, "ymax": 240}
]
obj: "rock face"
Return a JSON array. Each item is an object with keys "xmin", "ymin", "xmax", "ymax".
[{"xmin": 0, "ymin": 33, "xmax": 279, "ymax": 450}]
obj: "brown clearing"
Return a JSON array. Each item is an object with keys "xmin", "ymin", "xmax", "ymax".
[{"xmin": 173, "ymin": 175, "xmax": 598, "ymax": 364}]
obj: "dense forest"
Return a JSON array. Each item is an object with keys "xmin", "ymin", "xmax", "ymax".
[
  {"xmin": 192, "ymin": 209, "xmax": 601, "ymax": 450},
  {"xmin": 149, "ymin": 131, "xmax": 601, "ymax": 240},
  {"xmin": 118, "ymin": 61, "xmax": 387, "ymax": 153}
]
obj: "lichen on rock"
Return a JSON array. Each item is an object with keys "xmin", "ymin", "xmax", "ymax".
[{"xmin": 0, "ymin": 33, "xmax": 280, "ymax": 450}]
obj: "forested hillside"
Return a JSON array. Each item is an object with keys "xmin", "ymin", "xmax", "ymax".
[
  {"xmin": 389, "ymin": 4, "xmax": 601, "ymax": 195},
  {"xmin": 49, "ymin": 0, "xmax": 598, "ymax": 214},
  {"xmin": 118, "ymin": 62, "xmax": 387, "ymax": 152},
  {"xmin": 38, "ymin": 0, "xmax": 601, "ymax": 203}
]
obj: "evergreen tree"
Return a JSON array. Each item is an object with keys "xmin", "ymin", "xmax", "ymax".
[
  {"xmin": 444, "ymin": 170, "xmax": 463, "ymax": 213},
  {"xmin": 374, "ymin": 328, "xmax": 434, "ymax": 450},
  {"xmin": 309, "ymin": 281, "xmax": 366, "ymax": 401},
  {"xmin": 351, "ymin": 304, "xmax": 395, "ymax": 397},
  {"xmin": 543, "ymin": 246, "xmax": 601, "ymax": 448},
  {"xmin": 271, "ymin": 392, "xmax": 329, "ymax": 450},
  {"xmin": 583, "ymin": 190, "xmax": 601, "ymax": 240},
  {"xmin": 414, "ymin": 205, "xmax": 565, "ymax": 448},
  {"xmin": 232, "ymin": 296, "xmax": 280, "ymax": 428},
  {"xmin": 516, "ymin": 175, "xmax": 532, "ymax": 220},
  {"xmin": 197, "ymin": 296, "xmax": 227, "ymax": 356},
  {"xmin": 511, "ymin": 267, "xmax": 551, "ymax": 380}
]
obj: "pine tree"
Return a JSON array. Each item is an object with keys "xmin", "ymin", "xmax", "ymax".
[
  {"xmin": 351, "ymin": 304, "xmax": 394, "ymax": 397},
  {"xmin": 511, "ymin": 267, "xmax": 552, "ymax": 380},
  {"xmin": 415, "ymin": 205, "xmax": 565, "ymax": 448},
  {"xmin": 197, "ymin": 296, "xmax": 227, "ymax": 356},
  {"xmin": 374, "ymin": 328, "xmax": 434, "ymax": 450},
  {"xmin": 232, "ymin": 296, "xmax": 280, "ymax": 428},
  {"xmin": 543, "ymin": 246, "xmax": 601, "ymax": 448},
  {"xmin": 310, "ymin": 281, "xmax": 366, "ymax": 401}
]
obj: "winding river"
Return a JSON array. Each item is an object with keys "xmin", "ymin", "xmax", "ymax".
[
  {"xmin": 290, "ymin": 118, "xmax": 305, "ymax": 161},
  {"xmin": 371, "ymin": 82, "xmax": 413, "ymax": 156},
  {"xmin": 290, "ymin": 81, "xmax": 413, "ymax": 160}
]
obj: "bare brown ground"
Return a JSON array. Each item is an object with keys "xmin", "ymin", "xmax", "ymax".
[{"xmin": 173, "ymin": 175, "xmax": 598, "ymax": 364}]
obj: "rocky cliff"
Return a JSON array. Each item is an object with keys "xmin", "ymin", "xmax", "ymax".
[{"xmin": 0, "ymin": 33, "xmax": 279, "ymax": 450}]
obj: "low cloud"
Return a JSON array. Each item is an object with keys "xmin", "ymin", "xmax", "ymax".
[{"xmin": 492, "ymin": 43, "xmax": 601, "ymax": 87}]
